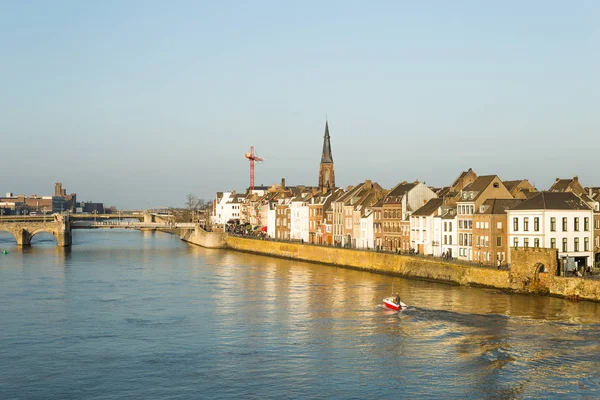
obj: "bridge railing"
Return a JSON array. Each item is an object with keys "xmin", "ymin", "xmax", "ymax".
[{"xmin": 71, "ymin": 221, "xmax": 198, "ymax": 228}]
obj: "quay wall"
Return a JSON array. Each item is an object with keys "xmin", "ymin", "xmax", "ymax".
[
  {"xmin": 226, "ymin": 236, "xmax": 511, "ymax": 289},
  {"xmin": 180, "ymin": 227, "xmax": 227, "ymax": 249},
  {"xmin": 181, "ymin": 230, "xmax": 600, "ymax": 302}
]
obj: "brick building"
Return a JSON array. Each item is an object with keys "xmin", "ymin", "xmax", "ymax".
[{"xmin": 472, "ymin": 198, "xmax": 524, "ymax": 266}]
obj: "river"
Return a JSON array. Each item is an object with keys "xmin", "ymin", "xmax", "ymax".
[{"xmin": 1, "ymin": 229, "xmax": 599, "ymax": 399}]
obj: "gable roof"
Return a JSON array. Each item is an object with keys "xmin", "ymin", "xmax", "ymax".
[
  {"xmin": 476, "ymin": 198, "xmax": 524, "ymax": 214},
  {"xmin": 451, "ymin": 168, "xmax": 475, "ymax": 188},
  {"xmin": 503, "ymin": 180, "xmax": 523, "ymax": 193},
  {"xmin": 412, "ymin": 198, "xmax": 443, "ymax": 216},
  {"xmin": 459, "ymin": 175, "xmax": 505, "ymax": 202},
  {"xmin": 384, "ymin": 181, "xmax": 417, "ymax": 203},
  {"xmin": 441, "ymin": 207, "xmax": 457, "ymax": 219},
  {"xmin": 548, "ymin": 179, "xmax": 573, "ymax": 192},
  {"xmin": 509, "ymin": 192, "xmax": 592, "ymax": 211}
]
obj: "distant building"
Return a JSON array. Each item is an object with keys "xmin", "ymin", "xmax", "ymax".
[{"xmin": 79, "ymin": 202, "xmax": 105, "ymax": 214}]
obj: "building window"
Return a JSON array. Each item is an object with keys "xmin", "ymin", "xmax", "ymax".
[
  {"xmin": 584, "ymin": 237, "xmax": 589, "ymax": 251},
  {"xmin": 562, "ymin": 217, "xmax": 567, "ymax": 232},
  {"xmin": 497, "ymin": 236, "xmax": 502, "ymax": 246},
  {"xmin": 449, "ymin": 222, "xmax": 452, "ymax": 231},
  {"xmin": 562, "ymin": 238, "xmax": 568, "ymax": 252},
  {"xmin": 574, "ymin": 237, "xmax": 579, "ymax": 252},
  {"xmin": 574, "ymin": 217, "xmax": 579, "ymax": 231},
  {"xmin": 551, "ymin": 238, "xmax": 556, "ymax": 249},
  {"xmin": 524, "ymin": 217, "xmax": 529, "ymax": 231},
  {"xmin": 524, "ymin": 238, "xmax": 529, "ymax": 248},
  {"xmin": 534, "ymin": 238, "xmax": 540, "ymax": 248},
  {"xmin": 534, "ymin": 217, "xmax": 539, "ymax": 232},
  {"xmin": 497, "ymin": 222, "xmax": 502, "ymax": 229},
  {"xmin": 596, "ymin": 220, "xmax": 600, "ymax": 230},
  {"xmin": 459, "ymin": 233, "xmax": 463, "ymax": 246},
  {"xmin": 551, "ymin": 217, "xmax": 556, "ymax": 232},
  {"xmin": 513, "ymin": 218, "xmax": 518, "ymax": 231},
  {"xmin": 468, "ymin": 234, "xmax": 472, "ymax": 246},
  {"xmin": 449, "ymin": 236, "xmax": 452, "ymax": 245},
  {"xmin": 493, "ymin": 182, "xmax": 499, "ymax": 188},
  {"xmin": 513, "ymin": 238, "xmax": 518, "ymax": 249},
  {"xmin": 584, "ymin": 217, "xmax": 589, "ymax": 231}
]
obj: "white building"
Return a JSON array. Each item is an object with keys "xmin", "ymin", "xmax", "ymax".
[
  {"xmin": 290, "ymin": 193, "xmax": 311, "ymax": 242},
  {"xmin": 212, "ymin": 191, "xmax": 244, "ymax": 225},
  {"xmin": 507, "ymin": 192, "xmax": 594, "ymax": 268},
  {"xmin": 358, "ymin": 210, "xmax": 374, "ymax": 249},
  {"xmin": 410, "ymin": 198, "xmax": 443, "ymax": 255},
  {"xmin": 439, "ymin": 208, "xmax": 458, "ymax": 258},
  {"xmin": 266, "ymin": 201, "xmax": 277, "ymax": 238}
]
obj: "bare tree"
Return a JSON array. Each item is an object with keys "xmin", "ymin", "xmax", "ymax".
[{"xmin": 185, "ymin": 193, "xmax": 200, "ymax": 211}]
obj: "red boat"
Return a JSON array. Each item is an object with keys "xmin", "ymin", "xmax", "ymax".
[{"xmin": 383, "ymin": 296, "xmax": 408, "ymax": 311}]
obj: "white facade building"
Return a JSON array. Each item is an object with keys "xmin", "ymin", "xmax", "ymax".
[
  {"xmin": 507, "ymin": 192, "xmax": 594, "ymax": 268},
  {"xmin": 358, "ymin": 210, "xmax": 374, "ymax": 249},
  {"xmin": 212, "ymin": 191, "xmax": 244, "ymax": 225},
  {"xmin": 432, "ymin": 208, "xmax": 458, "ymax": 259},
  {"xmin": 266, "ymin": 202, "xmax": 277, "ymax": 238},
  {"xmin": 410, "ymin": 199, "xmax": 443, "ymax": 255}
]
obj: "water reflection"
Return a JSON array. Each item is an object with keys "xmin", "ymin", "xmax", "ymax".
[{"xmin": 1, "ymin": 230, "xmax": 600, "ymax": 399}]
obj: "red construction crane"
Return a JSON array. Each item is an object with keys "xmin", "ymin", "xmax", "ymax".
[{"xmin": 244, "ymin": 146, "xmax": 264, "ymax": 193}]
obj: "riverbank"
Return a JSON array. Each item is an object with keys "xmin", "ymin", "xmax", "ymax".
[{"xmin": 180, "ymin": 228, "xmax": 600, "ymax": 302}]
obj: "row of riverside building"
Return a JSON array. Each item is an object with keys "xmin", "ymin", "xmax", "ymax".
[{"xmin": 212, "ymin": 121, "xmax": 600, "ymax": 269}]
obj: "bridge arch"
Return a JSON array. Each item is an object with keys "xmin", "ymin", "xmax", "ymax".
[
  {"xmin": 0, "ymin": 228, "xmax": 19, "ymax": 244},
  {"xmin": 29, "ymin": 229, "xmax": 59, "ymax": 244}
]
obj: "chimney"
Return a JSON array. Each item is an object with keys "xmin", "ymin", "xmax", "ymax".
[
  {"xmin": 590, "ymin": 188, "xmax": 593, "ymax": 197},
  {"xmin": 281, "ymin": 178, "xmax": 285, "ymax": 189},
  {"xmin": 574, "ymin": 175, "xmax": 578, "ymax": 182},
  {"xmin": 365, "ymin": 180, "xmax": 372, "ymax": 189},
  {"xmin": 556, "ymin": 178, "xmax": 560, "ymax": 181}
]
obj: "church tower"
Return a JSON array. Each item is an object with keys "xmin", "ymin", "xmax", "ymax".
[{"xmin": 318, "ymin": 120, "xmax": 335, "ymax": 193}]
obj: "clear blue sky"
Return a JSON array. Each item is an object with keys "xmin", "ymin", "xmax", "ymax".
[{"xmin": 1, "ymin": 1, "xmax": 599, "ymax": 209}]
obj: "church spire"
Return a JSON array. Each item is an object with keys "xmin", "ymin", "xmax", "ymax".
[
  {"xmin": 321, "ymin": 120, "xmax": 333, "ymax": 163},
  {"xmin": 318, "ymin": 119, "xmax": 335, "ymax": 193}
]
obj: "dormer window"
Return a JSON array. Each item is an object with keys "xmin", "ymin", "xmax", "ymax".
[{"xmin": 479, "ymin": 206, "xmax": 485, "ymax": 213}]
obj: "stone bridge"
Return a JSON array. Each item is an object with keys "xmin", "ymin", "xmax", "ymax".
[{"xmin": 0, "ymin": 214, "xmax": 72, "ymax": 246}]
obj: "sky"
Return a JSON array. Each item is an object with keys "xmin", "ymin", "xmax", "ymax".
[{"xmin": 1, "ymin": 1, "xmax": 599, "ymax": 209}]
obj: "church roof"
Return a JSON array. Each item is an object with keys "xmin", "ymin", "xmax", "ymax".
[{"xmin": 321, "ymin": 121, "xmax": 333, "ymax": 163}]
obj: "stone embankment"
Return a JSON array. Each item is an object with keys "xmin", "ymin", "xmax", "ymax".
[
  {"xmin": 180, "ymin": 226, "xmax": 227, "ymax": 248},
  {"xmin": 181, "ymin": 228, "xmax": 600, "ymax": 302}
]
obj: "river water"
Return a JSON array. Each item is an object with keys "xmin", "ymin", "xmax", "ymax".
[{"xmin": 1, "ymin": 230, "xmax": 599, "ymax": 399}]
